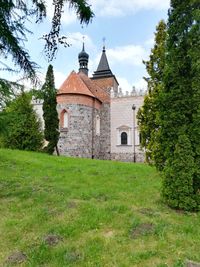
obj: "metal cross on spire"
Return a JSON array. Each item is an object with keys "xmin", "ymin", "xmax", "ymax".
[{"xmin": 102, "ymin": 37, "xmax": 106, "ymax": 51}]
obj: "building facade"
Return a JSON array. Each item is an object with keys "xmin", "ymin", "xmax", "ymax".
[{"xmin": 33, "ymin": 44, "xmax": 145, "ymax": 162}]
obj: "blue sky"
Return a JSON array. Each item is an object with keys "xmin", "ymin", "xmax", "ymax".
[{"xmin": 3, "ymin": 0, "xmax": 170, "ymax": 92}]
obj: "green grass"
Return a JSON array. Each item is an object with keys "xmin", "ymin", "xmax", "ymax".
[{"xmin": 0, "ymin": 149, "xmax": 199, "ymax": 267}]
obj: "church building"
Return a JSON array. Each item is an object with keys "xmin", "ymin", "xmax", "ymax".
[{"xmin": 33, "ymin": 44, "xmax": 145, "ymax": 162}]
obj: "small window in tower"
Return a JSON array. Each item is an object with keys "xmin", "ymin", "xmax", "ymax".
[
  {"xmin": 60, "ymin": 110, "xmax": 69, "ymax": 129},
  {"xmin": 121, "ymin": 132, "xmax": 128, "ymax": 145},
  {"xmin": 63, "ymin": 111, "xmax": 68, "ymax": 128},
  {"xmin": 96, "ymin": 115, "xmax": 100, "ymax": 135}
]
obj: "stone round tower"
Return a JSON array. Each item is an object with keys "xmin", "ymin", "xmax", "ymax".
[{"xmin": 57, "ymin": 70, "xmax": 102, "ymax": 158}]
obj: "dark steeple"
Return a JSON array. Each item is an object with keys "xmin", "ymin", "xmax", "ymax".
[
  {"xmin": 78, "ymin": 42, "xmax": 89, "ymax": 76},
  {"xmin": 92, "ymin": 46, "xmax": 113, "ymax": 79}
]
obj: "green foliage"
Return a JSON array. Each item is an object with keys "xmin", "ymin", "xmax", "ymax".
[
  {"xmin": 162, "ymin": 134, "xmax": 198, "ymax": 211},
  {"xmin": 137, "ymin": 20, "xmax": 167, "ymax": 168},
  {"xmin": 42, "ymin": 65, "xmax": 59, "ymax": 154},
  {"xmin": 158, "ymin": 0, "xmax": 200, "ymax": 210},
  {"xmin": 3, "ymin": 92, "xmax": 43, "ymax": 151},
  {"xmin": 0, "ymin": 0, "xmax": 93, "ymax": 81},
  {"xmin": 138, "ymin": 1, "xmax": 200, "ymax": 211},
  {"xmin": 0, "ymin": 0, "xmax": 46, "ymax": 81}
]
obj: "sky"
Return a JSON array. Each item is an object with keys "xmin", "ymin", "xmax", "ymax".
[{"xmin": 3, "ymin": 0, "xmax": 170, "ymax": 93}]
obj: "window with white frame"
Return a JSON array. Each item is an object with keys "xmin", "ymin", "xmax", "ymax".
[{"xmin": 117, "ymin": 125, "xmax": 132, "ymax": 146}]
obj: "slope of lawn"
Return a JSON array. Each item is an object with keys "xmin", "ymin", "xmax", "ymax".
[{"xmin": 0, "ymin": 149, "xmax": 199, "ymax": 267}]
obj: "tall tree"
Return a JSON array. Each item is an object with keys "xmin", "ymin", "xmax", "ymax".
[
  {"xmin": 3, "ymin": 92, "xmax": 43, "ymax": 151},
  {"xmin": 42, "ymin": 65, "xmax": 59, "ymax": 155},
  {"xmin": 158, "ymin": 0, "xmax": 200, "ymax": 210},
  {"xmin": 137, "ymin": 20, "xmax": 167, "ymax": 169},
  {"xmin": 0, "ymin": 0, "xmax": 93, "ymax": 81}
]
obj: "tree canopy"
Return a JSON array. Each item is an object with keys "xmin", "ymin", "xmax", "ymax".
[
  {"xmin": 138, "ymin": 0, "xmax": 200, "ymax": 211},
  {"xmin": 137, "ymin": 20, "xmax": 167, "ymax": 168},
  {"xmin": 2, "ymin": 92, "xmax": 43, "ymax": 151},
  {"xmin": 0, "ymin": 0, "xmax": 94, "ymax": 83}
]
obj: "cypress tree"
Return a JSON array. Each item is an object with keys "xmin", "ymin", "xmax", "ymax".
[
  {"xmin": 137, "ymin": 20, "xmax": 167, "ymax": 169},
  {"xmin": 159, "ymin": 0, "xmax": 200, "ymax": 210},
  {"xmin": 42, "ymin": 65, "xmax": 59, "ymax": 155}
]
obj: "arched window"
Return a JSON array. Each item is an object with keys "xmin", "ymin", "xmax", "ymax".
[
  {"xmin": 63, "ymin": 111, "xmax": 68, "ymax": 128},
  {"xmin": 96, "ymin": 115, "xmax": 100, "ymax": 135},
  {"xmin": 121, "ymin": 132, "xmax": 128, "ymax": 145},
  {"xmin": 60, "ymin": 109, "xmax": 69, "ymax": 129}
]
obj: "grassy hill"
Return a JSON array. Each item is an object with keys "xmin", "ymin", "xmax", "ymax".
[{"xmin": 0, "ymin": 149, "xmax": 199, "ymax": 267}]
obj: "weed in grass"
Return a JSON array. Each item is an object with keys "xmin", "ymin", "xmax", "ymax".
[
  {"xmin": 173, "ymin": 259, "xmax": 185, "ymax": 266},
  {"xmin": 139, "ymin": 207, "xmax": 156, "ymax": 217},
  {"xmin": 130, "ymin": 250, "xmax": 158, "ymax": 264}
]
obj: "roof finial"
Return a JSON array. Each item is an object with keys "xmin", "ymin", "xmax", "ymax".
[
  {"xmin": 102, "ymin": 37, "xmax": 106, "ymax": 51},
  {"xmin": 82, "ymin": 35, "xmax": 85, "ymax": 51}
]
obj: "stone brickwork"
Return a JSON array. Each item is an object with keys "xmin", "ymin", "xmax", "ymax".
[
  {"xmin": 111, "ymin": 150, "xmax": 145, "ymax": 163},
  {"xmin": 99, "ymin": 103, "xmax": 111, "ymax": 160},
  {"xmin": 57, "ymin": 103, "xmax": 101, "ymax": 159},
  {"xmin": 56, "ymin": 102, "xmax": 111, "ymax": 159}
]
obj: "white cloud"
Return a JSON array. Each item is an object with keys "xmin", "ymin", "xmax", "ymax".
[
  {"xmin": 89, "ymin": 0, "xmax": 170, "ymax": 17},
  {"xmin": 54, "ymin": 70, "xmax": 68, "ymax": 89},
  {"xmin": 145, "ymin": 37, "xmax": 155, "ymax": 47},
  {"xmin": 118, "ymin": 77, "xmax": 147, "ymax": 93},
  {"xmin": 133, "ymin": 78, "xmax": 147, "ymax": 91},
  {"xmin": 46, "ymin": 0, "xmax": 170, "ymax": 22},
  {"xmin": 118, "ymin": 77, "xmax": 133, "ymax": 92},
  {"xmin": 66, "ymin": 32, "xmax": 94, "ymax": 49},
  {"xmin": 105, "ymin": 45, "xmax": 148, "ymax": 66}
]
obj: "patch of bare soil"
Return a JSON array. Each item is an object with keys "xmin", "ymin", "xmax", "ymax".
[
  {"xmin": 65, "ymin": 251, "xmax": 83, "ymax": 263},
  {"xmin": 67, "ymin": 201, "xmax": 77, "ymax": 209},
  {"xmin": 6, "ymin": 251, "xmax": 27, "ymax": 264},
  {"xmin": 130, "ymin": 223, "xmax": 155, "ymax": 239},
  {"xmin": 44, "ymin": 234, "xmax": 62, "ymax": 246},
  {"xmin": 186, "ymin": 260, "xmax": 200, "ymax": 267},
  {"xmin": 103, "ymin": 230, "xmax": 114, "ymax": 238}
]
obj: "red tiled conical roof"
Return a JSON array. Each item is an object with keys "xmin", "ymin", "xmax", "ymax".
[
  {"xmin": 57, "ymin": 71, "xmax": 95, "ymax": 98},
  {"xmin": 78, "ymin": 72, "xmax": 110, "ymax": 103}
]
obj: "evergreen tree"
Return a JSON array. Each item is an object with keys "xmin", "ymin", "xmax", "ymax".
[
  {"xmin": 42, "ymin": 65, "xmax": 59, "ymax": 155},
  {"xmin": 0, "ymin": 0, "xmax": 93, "ymax": 81},
  {"xmin": 4, "ymin": 93, "xmax": 43, "ymax": 151},
  {"xmin": 158, "ymin": 0, "xmax": 200, "ymax": 210},
  {"xmin": 137, "ymin": 20, "xmax": 167, "ymax": 169}
]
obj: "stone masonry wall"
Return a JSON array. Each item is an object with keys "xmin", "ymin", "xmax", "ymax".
[
  {"xmin": 57, "ymin": 103, "xmax": 100, "ymax": 159},
  {"xmin": 99, "ymin": 103, "xmax": 111, "ymax": 160}
]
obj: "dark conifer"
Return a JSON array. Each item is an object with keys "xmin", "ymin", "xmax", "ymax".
[{"xmin": 42, "ymin": 65, "xmax": 59, "ymax": 155}]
